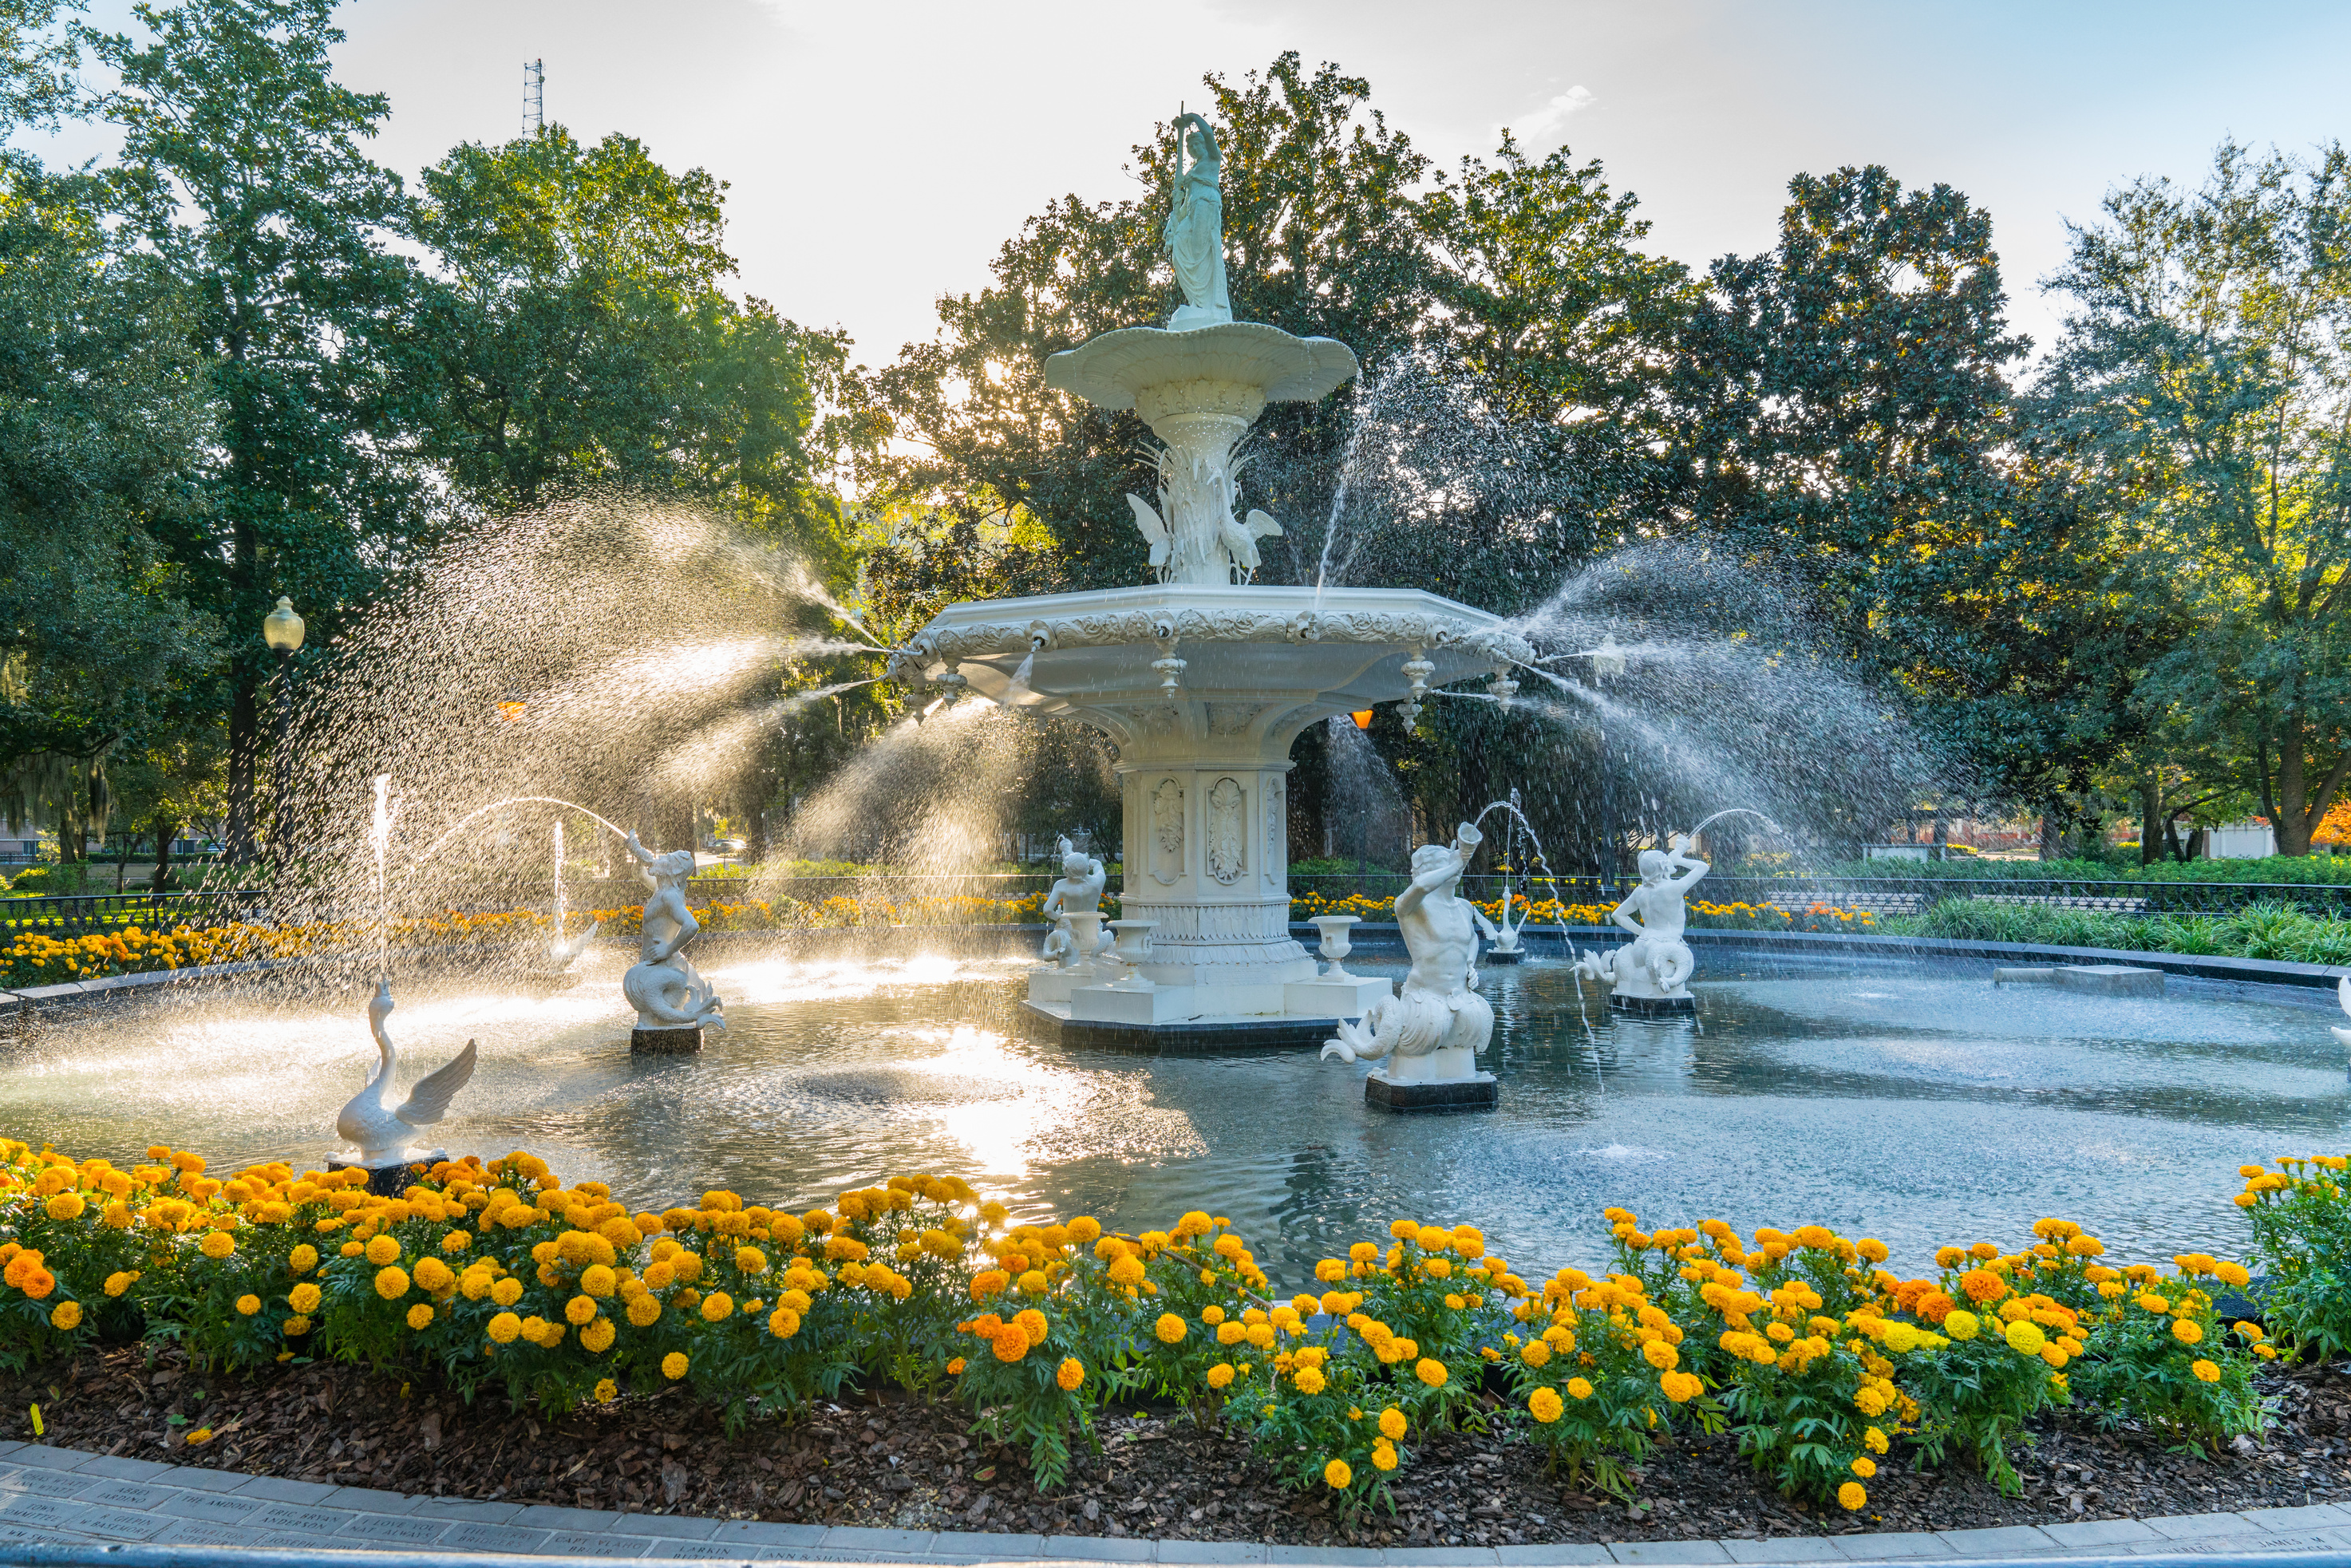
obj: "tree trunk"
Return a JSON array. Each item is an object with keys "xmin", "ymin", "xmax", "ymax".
[
  {"xmin": 2037, "ymin": 809, "xmax": 2063, "ymax": 861},
  {"xmin": 151, "ymin": 815, "xmax": 180, "ymax": 891}
]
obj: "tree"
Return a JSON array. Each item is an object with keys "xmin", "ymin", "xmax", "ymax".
[
  {"xmin": 90, "ymin": 0, "xmax": 426, "ymax": 864},
  {"xmin": 2039, "ymin": 142, "xmax": 2351, "ymax": 855},
  {"xmin": 402, "ymin": 127, "xmax": 858, "ymax": 580},
  {"xmin": 0, "ymin": 4, "xmax": 218, "ymax": 861}
]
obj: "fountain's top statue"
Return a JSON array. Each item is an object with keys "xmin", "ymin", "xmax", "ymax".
[{"xmin": 1165, "ymin": 113, "xmax": 1232, "ymax": 330}]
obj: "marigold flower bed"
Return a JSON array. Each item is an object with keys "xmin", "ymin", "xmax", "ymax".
[{"xmin": 0, "ymin": 1139, "xmax": 2339, "ymax": 1534}]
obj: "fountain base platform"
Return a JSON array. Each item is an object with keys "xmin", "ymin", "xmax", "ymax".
[
  {"xmin": 328, "ymin": 1157, "xmax": 432, "ymax": 1196},
  {"xmin": 1365, "ymin": 1070, "xmax": 1498, "ymax": 1113},
  {"xmin": 1610, "ymin": 993, "xmax": 1696, "ymax": 1017},
  {"xmin": 1020, "ymin": 1001, "xmax": 1355, "ymax": 1053},
  {"xmin": 631, "ymin": 1027, "xmax": 703, "ymax": 1054},
  {"xmin": 1485, "ymin": 948, "xmax": 1526, "ymax": 966}
]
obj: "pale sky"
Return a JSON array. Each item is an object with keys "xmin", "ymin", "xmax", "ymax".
[{"xmin": 28, "ymin": 0, "xmax": 2351, "ymax": 372}]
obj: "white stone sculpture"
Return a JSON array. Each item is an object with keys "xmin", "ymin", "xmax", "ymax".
[
  {"xmin": 2333, "ymin": 977, "xmax": 2351, "ymax": 1052},
  {"xmin": 542, "ymin": 918, "xmax": 601, "ymax": 973},
  {"xmin": 1039, "ymin": 837, "xmax": 1106, "ymax": 961},
  {"xmin": 1322, "ymin": 822, "xmax": 1500, "ymax": 1088},
  {"xmin": 1577, "ymin": 834, "xmax": 1708, "ymax": 1008},
  {"xmin": 1164, "ymin": 113, "xmax": 1231, "ymax": 330},
  {"xmin": 337, "ymin": 979, "xmax": 478, "ymax": 1167},
  {"xmin": 621, "ymin": 830, "xmax": 725, "ymax": 1035},
  {"xmin": 1041, "ymin": 916, "xmax": 1077, "ymax": 970}
]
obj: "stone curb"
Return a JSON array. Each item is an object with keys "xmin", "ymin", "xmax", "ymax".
[{"xmin": 0, "ymin": 1440, "xmax": 2341, "ymax": 1565}]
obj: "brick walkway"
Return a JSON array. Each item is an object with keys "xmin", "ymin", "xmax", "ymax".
[{"xmin": 0, "ymin": 1439, "xmax": 2345, "ymax": 1564}]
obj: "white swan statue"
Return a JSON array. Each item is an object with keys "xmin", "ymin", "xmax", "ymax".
[
  {"xmin": 545, "ymin": 918, "xmax": 601, "ymax": 971},
  {"xmin": 336, "ymin": 979, "xmax": 478, "ymax": 1167},
  {"xmin": 2333, "ymin": 976, "xmax": 2351, "ymax": 1052}
]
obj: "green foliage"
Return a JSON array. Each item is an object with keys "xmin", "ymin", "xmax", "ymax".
[
  {"xmin": 2072, "ymin": 1283, "xmax": 2266, "ymax": 1454},
  {"xmin": 403, "ymin": 127, "xmax": 859, "ymax": 582},
  {"xmin": 2037, "ymin": 141, "xmax": 2351, "ymax": 855},
  {"xmin": 1885, "ymin": 895, "xmax": 2351, "ymax": 962},
  {"xmin": 2239, "ymin": 1158, "xmax": 2351, "ymax": 1361}
]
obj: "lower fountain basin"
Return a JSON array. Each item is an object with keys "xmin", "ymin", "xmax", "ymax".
[{"xmin": 0, "ymin": 949, "xmax": 2336, "ymax": 1283}]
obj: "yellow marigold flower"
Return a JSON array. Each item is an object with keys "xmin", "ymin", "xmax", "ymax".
[
  {"xmin": 487, "ymin": 1312, "xmax": 522, "ymax": 1344},
  {"xmin": 1057, "ymin": 1357, "xmax": 1085, "ymax": 1392},
  {"xmin": 2189, "ymin": 1357, "xmax": 2222, "ymax": 1383},
  {"xmin": 1528, "ymin": 1386, "xmax": 1564, "ymax": 1424},
  {"xmin": 441, "ymin": 1231, "xmax": 472, "ymax": 1253},
  {"xmin": 580, "ymin": 1264, "xmax": 615, "ymax": 1297},
  {"xmin": 1207, "ymin": 1363, "xmax": 1235, "ymax": 1388},
  {"xmin": 407, "ymin": 1303, "xmax": 435, "ymax": 1330},
  {"xmin": 2215, "ymin": 1260, "xmax": 2251, "ymax": 1288},
  {"xmin": 234, "ymin": 1294, "xmax": 260, "ymax": 1317},
  {"xmin": 364, "ymin": 1234, "xmax": 400, "ymax": 1266},
  {"xmin": 287, "ymin": 1282, "xmax": 321, "ymax": 1313},
  {"xmin": 1865, "ymin": 1425, "xmax": 1889, "ymax": 1454},
  {"xmin": 104, "ymin": 1271, "xmax": 134, "ymax": 1298},
  {"xmin": 2172, "ymin": 1318, "xmax": 2203, "ymax": 1345},
  {"xmin": 44, "ymin": 1192, "xmax": 83, "ymax": 1221},
  {"xmin": 768, "ymin": 1305, "xmax": 802, "ymax": 1339},
  {"xmin": 1851, "ymin": 1456, "xmax": 1875, "ymax": 1479},
  {"xmin": 946, "ymin": 1357, "xmax": 966, "ymax": 1375},
  {"xmin": 561, "ymin": 1294, "xmax": 597, "ymax": 1325},
  {"xmin": 2003, "ymin": 1320, "xmax": 2046, "ymax": 1356},
  {"xmin": 491, "ymin": 1277, "xmax": 524, "ymax": 1307},
  {"xmin": 1943, "ymin": 1310, "xmax": 1980, "ymax": 1341},
  {"xmin": 1372, "ymin": 1440, "xmax": 1398, "ymax": 1471},
  {"xmin": 628, "ymin": 1294, "xmax": 662, "ymax": 1327},
  {"xmin": 48, "ymin": 1301, "xmax": 81, "ymax": 1331},
  {"xmin": 373, "ymin": 1266, "xmax": 410, "ymax": 1300},
  {"xmin": 593, "ymin": 1378, "xmax": 618, "ymax": 1403},
  {"xmin": 200, "ymin": 1230, "xmax": 235, "ymax": 1260},
  {"xmin": 1156, "ymin": 1312, "xmax": 1187, "ymax": 1344},
  {"xmin": 701, "ymin": 1291, "xmax": 733, "ymax": 1323},
  {"xmin": 662, "ymin": 1351, "xmax": 689, "ymax": 1380},
  {"xmin": 1661, "ymin": 1371, "xmax": 1701, "ymax": 1403},
  {"xmin": 1416, "ymin": 1357, "xmax": 1448, "ymax": 1388},
  {"xmin": 1323, "ymin": 1459, "xmax": 1351, "ymax": 1489},
  {"xmin": 186, "ymin": 1427, "xmax": 213, "ymax": 1446},
  {"xmin": 1838, "ymin": 1482, "xmax": 1866, "ymax": 1511},
  {"xmin": 1295, "ymin": 1365, "xmax": 1327, "ymax": 1396},
  {"xmin": 735, "ymin": 1246, "xmax": 767, "ymax": 1275},
  {"xmin": 1567, "ymin": 1376, "xmax": 1593, "ymax": 1400},
  {"xmin": 1642, "ymin": 1339, "xmax": 1679, "ymax": 1371},
  {"xmin": 580, "ymin": 1317, "xmax": 615, "ymax": 1353}
]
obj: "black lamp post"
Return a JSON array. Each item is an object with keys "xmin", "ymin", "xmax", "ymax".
[{"xmin": 262, "ymin": 596, "xmax": 305, "ymax": 879}]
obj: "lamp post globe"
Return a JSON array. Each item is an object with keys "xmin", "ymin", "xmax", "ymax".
[
  {"xmin": 263, "ymin": 596, "xmax": 305, "ymax": 653},
  {"xmin": 263, "ymin": 598, "xmax": 302, "ymax": 879}
]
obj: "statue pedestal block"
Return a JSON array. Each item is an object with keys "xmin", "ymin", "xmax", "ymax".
[
  {"xmin": 1364, "ymin": 1070, "xmax": 1496, "ymax": 1113},
  {"xmin": 1026, "ymin": 967, "xmax": 1086, "ymax": 1005},
  {"xmin": 327, "ymin": 1157, "xmax": 431, "ymax": 1196},
  {"xmin": 631, "ymin": 1026, "xmax": 703, "ymax": 1054},
  {"xmin": 1283, "ymin": 974, "xmax": 1390, "ymax": 1021},
  {"xmin": 1069, "ymin": 982, "xmax": 1198, "ymax": 1025},
  {"xmin": 1484, "ymin": 946, "xmax": 1525, "ymax": 966},
  {"xmin": 1610, "ymin": 993, "xmax": 1695, "ymax": 1018}
]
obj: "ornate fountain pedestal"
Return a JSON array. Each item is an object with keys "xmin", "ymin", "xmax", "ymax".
[
  {"xmin": 907, "ymin": 582, "xmax": 1529, "ymax": 1044},
  {"xmin": 630, "ymin": 1026, "xmax": 705, "ymax": 1054}
]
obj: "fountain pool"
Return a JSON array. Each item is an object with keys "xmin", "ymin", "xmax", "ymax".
[{"xmin": 5, "ymin": 954, "xmax": 2337, "ymax": 1282}]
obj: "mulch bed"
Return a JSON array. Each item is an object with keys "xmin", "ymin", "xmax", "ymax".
[{"xmin": 4, "ymin": 1346, "xmax": 2350, "ymax": 1550}]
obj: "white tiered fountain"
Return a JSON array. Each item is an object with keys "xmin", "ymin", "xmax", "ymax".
[{"xmin": 891, "ymin": 114, "xmax": 1532, "ymax": 1043}]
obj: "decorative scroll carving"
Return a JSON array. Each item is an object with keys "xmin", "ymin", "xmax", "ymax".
[
  {"xmin": 1207, "ymin": 701, "xmax": 1266, "ymax": 736},
  {"xmin": 1151, "ymin": 779, "xmax": 1184, "ymax": 885},
  {"xmin": 1206, "ymin": 777, "xmax": 1246, "ymax": 885}
]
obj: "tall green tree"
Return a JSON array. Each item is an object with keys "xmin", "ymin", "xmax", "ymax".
[
  {"xmin": 90, "ymin": 0, "xmax": 425, "ymax": 863},
  {"xmin": 402, "ymin": 127, "xmax": 857, "ymax": 579},
  {"xmin": 1673, "ymin": 165, "xmax": 2159, "ymax": 831},
  {"xmin": 0, "ymin": 0, "xmax": 218, "ymax": 861},
  {"xmin": 2039, "ymin": 142, "xmax": 2351, "ymax": 855}
]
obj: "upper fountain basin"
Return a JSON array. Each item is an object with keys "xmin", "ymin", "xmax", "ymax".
[
  {"xmin": 1043, "ymin": 322, "xmax": 1359, "ymax": 414},
  {"xmin": 901, "ymin": 584, "xmax": 1531, "ymax": 758}
]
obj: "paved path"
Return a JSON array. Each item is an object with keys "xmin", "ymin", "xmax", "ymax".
[{"xmin": 0, "ymin": 1440, "xmax": 2345, "ymax": 1565}]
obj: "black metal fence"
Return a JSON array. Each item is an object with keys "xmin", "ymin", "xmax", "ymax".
[
  {"xmin": 0, "ymin": 888, "xmax": 271, "ymax": 938},
  {"xmin": 11, "ymin": 871, "xmax": 2351, "ymax": 941}
]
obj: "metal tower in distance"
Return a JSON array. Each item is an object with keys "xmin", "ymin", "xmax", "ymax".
[{"xmin": 523, "ymin": 59, "xmax": 543, "ymax": 136}]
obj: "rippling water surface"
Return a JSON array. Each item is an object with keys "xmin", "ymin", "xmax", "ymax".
[{"xmin": 3, "ymin": 952, "xmax": 2342, "ymax": 1286}]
